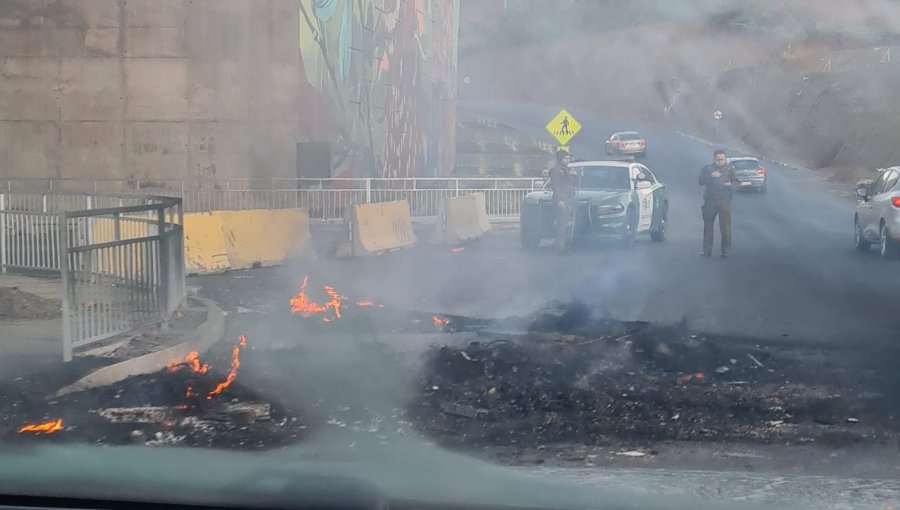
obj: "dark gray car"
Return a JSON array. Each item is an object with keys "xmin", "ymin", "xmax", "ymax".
[{"xmin": 727, "ymin": 157, "xmax": 768, "ymax": 193}]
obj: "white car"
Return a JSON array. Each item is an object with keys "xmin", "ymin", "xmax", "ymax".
[
  {"xmin": 605, "ymin": 131, "xmax": 646, "ymax": 158},
  {"xmin": 855, "ymin": 166, "xmax": 900, "ymax": 258}
]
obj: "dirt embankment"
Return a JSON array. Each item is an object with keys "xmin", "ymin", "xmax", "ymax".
[
  {"xmin": 0, "ymin": 287, "xmax": 60, "ymax": 320},
  {"xmin": 460, "ymin": 16, "xmax": 900, "ymax": 182}
]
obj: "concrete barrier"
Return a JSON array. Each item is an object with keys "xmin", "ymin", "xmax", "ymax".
[
  {"xmin": 431, "ymin": 193, "xmax": 492, "ymax": 245},
  {"xmin": 335, "ymin": 200, "xmax": 417, "ymax": 257},
  {"xmin": 183, "ymin": 208, "xmax": 315, "ymax": 275}
]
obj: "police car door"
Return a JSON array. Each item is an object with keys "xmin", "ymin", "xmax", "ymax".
[{"xmin": 633, "ymin": 164, "xmax": 654, "ymax": 232}]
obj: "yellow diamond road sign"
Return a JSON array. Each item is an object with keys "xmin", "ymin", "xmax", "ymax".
[{"xmin": 546, "ymin": 109, "xmax": 582, "ymax": 146}]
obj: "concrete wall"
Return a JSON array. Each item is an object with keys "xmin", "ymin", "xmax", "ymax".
[{"xmin": 0, "ymin": 0, "xmax": 300, "ymax": 180}]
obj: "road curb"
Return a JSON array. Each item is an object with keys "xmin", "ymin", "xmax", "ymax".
[
  {"xmin": 674, "ymin": 131, "xmax": 810, "ymax": 172},
  {"xmin": 55, "ymin": 298, "xmax": 226, "ymax": 397}
]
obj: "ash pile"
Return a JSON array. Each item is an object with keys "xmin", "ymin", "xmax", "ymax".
[
  {"xmin": 410, "ymin": 302, "xmax": 892, "ymax": 453},
  {"xmin": 7, "ymin": 335, "xmax": 308, "ymax": 449}
]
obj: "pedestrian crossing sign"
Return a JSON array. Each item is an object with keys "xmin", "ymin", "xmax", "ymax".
[{"xmin": 546, "ymin": 109, "xmax": 582, "ymax": 146}]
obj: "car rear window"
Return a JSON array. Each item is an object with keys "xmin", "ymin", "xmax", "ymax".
[
  {"xmin": 731, "ymin": 160, "xmax": 760, "ymax": 170},
  {"xmin": 619, "ymin": 133, "xmax": 641, "ymax": 140},
  {"xmin": 577, "ymin": 166, "xmax": 632, "ymax": 190}
]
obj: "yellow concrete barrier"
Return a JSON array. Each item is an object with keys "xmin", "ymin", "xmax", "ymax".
[
  {"xmin": 431, "ymin": 193, "xmax": 491, "ymax": 245},
  {"xmin": 183, "ymin": 212, "xmax": 230, "ymax": 274},
  {"xmin": 183, "ymin": 208, "xmax": 315, "ymax": 275},
  {"xmin": 335, "ymin": 200, "xmax": 417, "ymax": 257}
]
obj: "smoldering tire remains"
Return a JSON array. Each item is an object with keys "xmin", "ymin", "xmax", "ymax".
[{"xmin": 408, "ymin": 303, "xmax": 899, "ymax": 459}]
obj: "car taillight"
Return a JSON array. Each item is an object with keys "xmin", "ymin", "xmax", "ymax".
[
  {"xmin": 892, "ymin": 196, "xmax": 900, "ymax": 208},
  {"xmin": 758, "ymin": 166, "xmax": 767, "ymax": 175},
  {"xmin": 639, "ymin": 139, "xmax": 646, "ymax": 146},
  {"xmin": 617, "ymin": 141, "xmax": 626, "ymax": 147}
]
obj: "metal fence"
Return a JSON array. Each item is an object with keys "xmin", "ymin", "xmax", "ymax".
[
  {"xmin": 0, "ymin": 192, "xmax": 185, "ymax": 361},
  {"xmin": 1, "ymin": 177, "xmax": 546, "ymax": 221}
]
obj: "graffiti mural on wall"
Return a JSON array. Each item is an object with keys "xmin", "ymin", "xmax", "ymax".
[{"xmin": 298, "ymin": 0, "xmax": 459, "ymax": 178}]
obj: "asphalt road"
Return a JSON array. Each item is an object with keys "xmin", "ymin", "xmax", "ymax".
[
  {"xmin": 190, "ymin": 102, "xmax": 900, "ymax": 507},
  {"xmin": 205, "ymin": 101, "xmax": 900, "ymax": 350},
  {"xmin": 453, "ymin": 100, "xmax": 900, "ymax": 347}
]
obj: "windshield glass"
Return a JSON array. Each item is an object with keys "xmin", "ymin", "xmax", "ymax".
[
  {"xmin": 3, "ymin": 1, "xmax": 900, "ymax": 509},
  {"xmin": 577, "ymin": 166, "xmax": 632, "ymax": 189},
  {"xmin": 731, "ymin": 159, "xmax": 760, "ymax": 170}
]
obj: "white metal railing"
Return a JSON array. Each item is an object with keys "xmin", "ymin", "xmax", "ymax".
[
  {"xmin": 0, "ymin": 191, "xmax": 185, "ymax": 361},
  {"xmin": 1, "ymin": 177, "xmax": 545, "ymax": 220},
  {"xmin": 61, "ymin": 199, "xmax": 184, "ymax": 361}
]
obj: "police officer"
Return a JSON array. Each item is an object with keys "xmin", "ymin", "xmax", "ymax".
[
  {"xmin": 550, "ymin": 150, "xmax": 577, "ymax": 254},
  {"xmin": 698, "ymin": 149, "xmax": 739, "ymax": 257}
]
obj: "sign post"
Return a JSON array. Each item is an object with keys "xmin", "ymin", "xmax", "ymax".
[
  {"xmin": 713, "ymin": 109, "xmax": 724, "ymax": 138},
  {"xmin": 546, "ymin": 109, "xmax": 582, "ymax": 152}
]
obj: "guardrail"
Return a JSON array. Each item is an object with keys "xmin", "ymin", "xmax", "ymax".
[
  {"xmin": 0, "ymin": 192, "xmax": 185, "ymax": 361},
  {"xmin": 1, "ymin": 177, "xmax": 546, "ymax": 221}
]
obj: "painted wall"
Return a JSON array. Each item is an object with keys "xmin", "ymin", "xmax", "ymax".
[
  {"xmin": 0, "ymin": 0, "xmax": 300, "ymax": 181},
  {"xmin": 298, "ymin": 0, "xmax": 460, "ymax": 178}
]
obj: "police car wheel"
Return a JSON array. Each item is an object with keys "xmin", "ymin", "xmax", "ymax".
[
  {"xmin": 651, "ymin": 206, "xmax": 667, "ymax": 242},
  {"xmin": 620, "ymin": 208, "xmax": 638, "ymax": 247}
]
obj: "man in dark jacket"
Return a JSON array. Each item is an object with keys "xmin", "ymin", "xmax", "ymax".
[
  {"xmin": 698, "ymin": 149, "xmax": 739, "ymax": 257},
  {"xmin": 549, "ymin": 150, "xmax": 577, "ymax": 254}
]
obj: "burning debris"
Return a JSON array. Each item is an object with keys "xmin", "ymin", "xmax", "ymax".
[
  {"xmin": 409, "ymin": 315, "xmax": 894, "ymax": 455},
  {"xmin": 5, "ymin": 334, "xmax": 307, "ymax": 449},
  {"xmin": 18, "ymin": 418, "xmax": 63, "ymax": 435},
  {"xmin": 207, "ymin": 337, "xmax": 246, "ymax": 400},
  {"xmin": 289, "ymin": 277, "xmax": 383, "ymax": 322},
  {"xmin": 433, "ymin": 316, "xmax": 451, "ymax": 327},
  {"xmin": 168, "ymin": 351, "xmax": 209, "ymax": 374}
]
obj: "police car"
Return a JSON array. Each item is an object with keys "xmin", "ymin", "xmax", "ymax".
[{"xmin": 520, "ymin": 160, "xmax": 669, "ymax": 248}]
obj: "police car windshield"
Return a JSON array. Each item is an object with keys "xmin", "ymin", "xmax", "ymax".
[
  {"xmin": 731, "ymin": 159, "xmax": 760, "ymax": 170},
  {"xmin": 577, "ymin": 166, "xmax": 632, "ymax": 190}
]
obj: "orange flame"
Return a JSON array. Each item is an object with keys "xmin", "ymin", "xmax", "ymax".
[
  {"xmin": 324, "ymin": 286, "xmax": 345, "ymax": 319},
  {"xmin": 433, "ymin": 315, "xmax": 451, "ymax": 326},
  {"xmin": 168, "ymin": 351, "xmax": 209, "ymax": 374},
  {"xmin": 185, "ymin": 352, "xmax": 209, "ymax": 374},
  {"xmin": 289, "ymin": 277, "xmax": 329, "ymax": 316},
  {"xmin": 451, "ymin": 247, "xmax": 465, "ymax": 253},
  {"xmin": 207, "ymin": 336, "xmax": 247, "ymax": 400},
  {"xmin": 290, "ymin": 277, "xmax": 384, "ymax": 319},
  {"xmin": 18, "ymin": 418, "xmax": 63, "ymax": 435}
]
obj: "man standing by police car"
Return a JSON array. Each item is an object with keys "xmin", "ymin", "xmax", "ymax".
[
  {"xmin": 698, "ymin": 149, "xmax": 739, "ymax": 257},
  {"xmin": 550, "ymin": 150, "xmax": 577, "ymax": 254}
]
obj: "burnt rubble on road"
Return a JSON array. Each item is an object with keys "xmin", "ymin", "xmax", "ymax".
[
  {"xmin": 409, "ymin": 302, "xmax": 900, "ymax": 456},
  {"xmin": 4, "ymin": 295, "xmax": 898, "ymax": 458},
  {"xmin": 3, "ymin": 337, "xmax": 308, "ymax": 449}
]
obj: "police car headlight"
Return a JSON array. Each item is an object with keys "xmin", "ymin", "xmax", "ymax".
[{"xmin": 592, "ymin": 204, "xmax": 625, "ymax": 215}]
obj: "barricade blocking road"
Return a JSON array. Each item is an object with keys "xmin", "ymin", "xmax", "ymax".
[
  {"xmin": 335, "ymin": 200, "xmax": 417, "ymax": 257},
  {"xmin": 431, "ymin": 193, "xmax": 492, "ymax": 246},
  {"xmin": 184, "ymin": 209, "xmax": 314, "ymax": 274}
]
